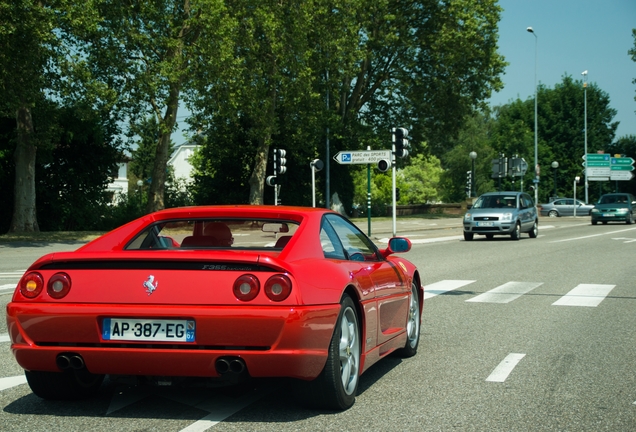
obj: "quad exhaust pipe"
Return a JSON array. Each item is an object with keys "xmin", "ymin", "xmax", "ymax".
[
  {"xmin": 56, "ymin": 353, "xmax": 86, "ymax": 371},
  {"xmin": 215, "ymin": 357, "xmax": 246, "ymax": 375}
]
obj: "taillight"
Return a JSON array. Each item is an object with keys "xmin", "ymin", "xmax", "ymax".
[
  {"xmin": 265, "ymin": 274, "xmax": 292, "ymax": 302},
  {"xmin": 20, "ymin": 272, "xmax": 44, "ymax": 299},
  {"xmin": 47, "ymin": 272, "xmax": 71, "ymax": 299},
  {"xmin": 233, "ymin": 274, "xmax": 260, "ymax": 301}
]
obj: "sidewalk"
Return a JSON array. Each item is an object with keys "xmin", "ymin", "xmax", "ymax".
[{"xmin": 351, "ymin": 216, "xmax": 464, "ymax": 239}]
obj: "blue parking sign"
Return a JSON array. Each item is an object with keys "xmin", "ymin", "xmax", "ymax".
[{"xmin": 341, "ymin": 153, "xmax": 352, "ymax": 162}]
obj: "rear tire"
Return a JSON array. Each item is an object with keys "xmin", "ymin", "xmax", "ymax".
[
  {"xmin": 299, "ymin": 294, "xmax": 360, "ymax": 410},
  {"xmin": 529, "ymin": 221, "xmax": 538, "ymax": 238},
  {"xmin": 25, "ymin": 369, "xmax": 104, "ymax": 400},
  {"xmin": 394, "ymin": 283, "xmax": 420, "ymax": 358}
]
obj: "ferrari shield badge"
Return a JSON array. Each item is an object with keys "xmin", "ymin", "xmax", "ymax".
[{"xmin": 143, "ymin": 275, "xmax": 158, "ymax": 295}]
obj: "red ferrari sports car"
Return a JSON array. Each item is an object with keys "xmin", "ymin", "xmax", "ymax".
[{"xmin": 7, "ymin": 205, "xmax": 422, "ymax": 410}]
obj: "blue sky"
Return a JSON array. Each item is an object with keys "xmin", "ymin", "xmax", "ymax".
[{"xmin": 489, "ymin": 0, "xmax": 636, "ymax": 140}]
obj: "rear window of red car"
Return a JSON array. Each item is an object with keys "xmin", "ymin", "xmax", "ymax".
[{"xmin": 125, "ymin": 218, "xmax": 300, "ymax": 250}]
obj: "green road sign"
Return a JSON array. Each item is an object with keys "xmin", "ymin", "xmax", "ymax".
[
  {"xmin": 583, "ymin": 154, "xmax": 610, "ymax": 162},
  {"xmin": 610, "ymin": 165, "xmax": 635, "ymax": 171}
]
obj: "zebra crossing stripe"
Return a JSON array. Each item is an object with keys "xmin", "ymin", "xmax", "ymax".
[
  {"xmin": 552, "ymin": 284, "xmax": 616, "ymax": 307},
  {"xmin": 0, "ymin": 375, "xmax": 27, "ymax": 391},
  {"xmin": 466, "ymin": 282, "xmax": 543, "ymax": 304},
  {"xmin": 423, "ymin": 280, "xmax": 475, "ymax": 300}
]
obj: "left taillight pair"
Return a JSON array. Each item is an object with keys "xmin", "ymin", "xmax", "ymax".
[
  {"xmin": 233, "ymin": 274, "xmax": 292, "ymax": 302},
  {"xmin": 20, "ymin": 272, "xmax": 71, "ymax": 299}
]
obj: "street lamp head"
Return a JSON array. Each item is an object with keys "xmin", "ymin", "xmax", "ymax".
[
  {"xmin": 469, "ymin": 151, "xmax": 477, "ymax": 160},
  {"xmin": 527, "ymin": 26, "xmax": 535, "ymax": 34},
  {"xmin": 581, "ymin": 70, "xmax": 588, "ymax": 76},
  {"xmin": 551, "ymin": 161, "xmax": 559, "ymax": 169}
]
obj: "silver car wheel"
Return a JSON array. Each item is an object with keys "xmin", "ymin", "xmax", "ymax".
[
  {"xmin": 339, "ymin": 306, "xmax": 360, "ymax": 396},
  {"xmin": 548, "ymin": 210, "xmax": 558, "ymax": 217}
]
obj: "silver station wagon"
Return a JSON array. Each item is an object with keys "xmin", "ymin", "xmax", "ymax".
[{"xmin": 463, "ymin": 191, "xmax": 538, "ymax": 241}]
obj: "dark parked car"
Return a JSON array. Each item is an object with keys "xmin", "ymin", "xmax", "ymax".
[
  {"xmin": 590, "ymin": 193, "xmax": 636, "ymax": 225},
  {"xmin": 463, "ymin": 191, "xmax": 538, "ymax": 241},
  {"xmin": 539, "ymin": 198, "xmax": 595, "ymax": 217}
]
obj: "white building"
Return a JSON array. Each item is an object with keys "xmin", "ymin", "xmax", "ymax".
[
  {"xmin": 105, "ymin": 144, "xmax": 200, "ymax": 200},
  {"xmin": 106, "ymin": 162, "xmax": 129, "ymax": 199},
  {"xmin": 168, "ymin": 144, "xmax": 200, "ymax": 184}
]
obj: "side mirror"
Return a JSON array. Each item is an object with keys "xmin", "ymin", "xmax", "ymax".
[
  {"xmin": 467, "ymin": 204, "xmax": 473, "ymax": 210},
  {"xmin": 381, "ymin": 237, "xmax": 411, "ymax": 257}
]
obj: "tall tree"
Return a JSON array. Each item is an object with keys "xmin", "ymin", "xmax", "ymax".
[
  {"xmin": 490, "ymin": 76, "xmax": 617, "ymax": 202},
  {"xmin": 0, "ymin": 1, "xmax": 59, "ymax": 232},
  {"xmin": 191, "ymin": 0, "xmax": 506, "ymax": 208},
  {"xmin": 78, "ymin": 0, "xmax": 234, "ymax": 213}
]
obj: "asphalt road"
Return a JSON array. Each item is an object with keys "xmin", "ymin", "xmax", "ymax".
[{"xmin": 1, "ymin": 217, "xmax": 635, "ymax": 431}]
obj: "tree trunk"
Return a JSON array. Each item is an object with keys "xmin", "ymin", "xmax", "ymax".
[
  {"xmin": 248, "ymin": 136, "xmax": 270, "ymax": 204},
  {"xmin": 146, "ymin": 83, "xmax": 181, "ymax": 214},
  {"xmin": 9, "ymin": 104, "xmax": 39, "ymax": 233}
]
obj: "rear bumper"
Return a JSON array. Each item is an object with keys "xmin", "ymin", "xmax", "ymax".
[{"xmin": 7, "ymin": 302, "xmax": 340, "ymax": 380}]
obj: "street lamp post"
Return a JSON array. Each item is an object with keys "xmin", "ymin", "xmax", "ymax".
[
  {"xmin": 551, "ymin": 161, "xmax": 559, "ymax": 199},
  {"xmin": 469, "ymin": 151, "xmax": 477, "ymax": 197},
  {"xmin": 527, "ymin": 27, "xmax": 539, "ymax": 207},
  {"xmin": 573, "ymin": 176, "xmax": 580, "ymax": 217},
  {"xmin": 582, "ymin": 70, "xmax": 589, "ymax": 204}
]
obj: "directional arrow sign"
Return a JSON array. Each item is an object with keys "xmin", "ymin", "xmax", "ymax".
[
  {"xmin": 333, "ymin": 150, "xmax": 392, "ymax": 165},
  {"xmin": 583, "ymin": 154, "xmax": 610, "ymax": 162}
]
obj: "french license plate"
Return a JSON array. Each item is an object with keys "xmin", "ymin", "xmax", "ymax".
[
  {"xmin": 477, "ymin": 222, "xmax": 494, "ymax": 227},
  {"xmin": 102, "ymin": 318, "xmax": 195, "ymax": 342}
]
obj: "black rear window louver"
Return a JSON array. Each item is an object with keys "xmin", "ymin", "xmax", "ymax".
[{"xmin": 39, "ymin": 261, "xmax": 273, "ymax": 272}]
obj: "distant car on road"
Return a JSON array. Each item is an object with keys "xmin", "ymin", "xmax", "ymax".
[
  {"xmin": 590, "ymin": 193, "xmax": 636, "ymax": 225},
  {"xmin": 463, "ymin": 191, "xmax": 538, "ymax": 241},
  {"xmin": 539, "ymin": 198, "xmax": 594, "ymax": 217}
]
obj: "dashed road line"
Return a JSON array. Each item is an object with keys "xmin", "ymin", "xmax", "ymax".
[{"xmin": 486, "ymin": 353, "xmax": 526, "ymax": 382}]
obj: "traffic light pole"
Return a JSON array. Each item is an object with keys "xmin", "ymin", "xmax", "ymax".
[{"xmin": 391, "ymin": 128, "xmax": 397, "ymax": 237}]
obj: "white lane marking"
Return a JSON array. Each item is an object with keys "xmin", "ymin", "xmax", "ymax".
[
  {"xmin": 466, "ymin": 282, "xmax": 543, "ymax": 304},
  {"xmin": 0, "ymin": 334, "xmax": 10, "ymax": 342},
  {"xmin": 552, "ymin": 284, "xmax": 616, "ymax": 307},
  {"xmin": 612, "ymin": 237, "xmax": 636, "ymax": 243},
  {"xmin": 550, "ymin": 226, "xmax": 636, "ymax": 243},
  {"xmin": 423, "ymin": 280, "xmax": 475, "ymax": 300},
  {"xmin": 0, "ymin": 375, "xmax": 27, "ymax": 391},
  {"xmin": 178, "ymin": 386, "xmax": 274, "ymax": 432},
  {"xmin": 379, "ymin": 235, "xmax": 463, "ymax": 244},
  {"xmin": 0, "ymin": 284, "xmax": 16, "ymax": 292},
  {"xmin": 486, "ymin": 353, "xmax": 526, "ymax": 382}
]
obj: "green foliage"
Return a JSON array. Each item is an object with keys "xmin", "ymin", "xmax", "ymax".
[
  {"xmin": 489, "ymin": 75, "xmax": 618, "ymax": 203},
  {"xmin": 351, "ymin": 153, "xmax": 443, "ymax": 216},
  {"xmin": 399, "ymin": 154, "xmax": 444, "ymax": 204},
  {"xmin": 35, "ymin": 104, "xmax": 122, "ymax": 231}
]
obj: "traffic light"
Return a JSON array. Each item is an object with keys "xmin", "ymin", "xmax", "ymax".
[
  {"xmin": 465, "ymin": 171, "xmax": 472, "ymax": 197},
  {"xmin": 394, "ymin": 127, "xmax": 410, "ymax": 158},
  {"xmin": 377, "ymin": 159, "xmax": 390, "ymax": 172},
  {"xmin": 274, "ymin": 149, "xmax": 287, "ymax": 175},
  {"xmin": 266, "ymin": 175, "xmax": 277, "ymax": 187}
]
